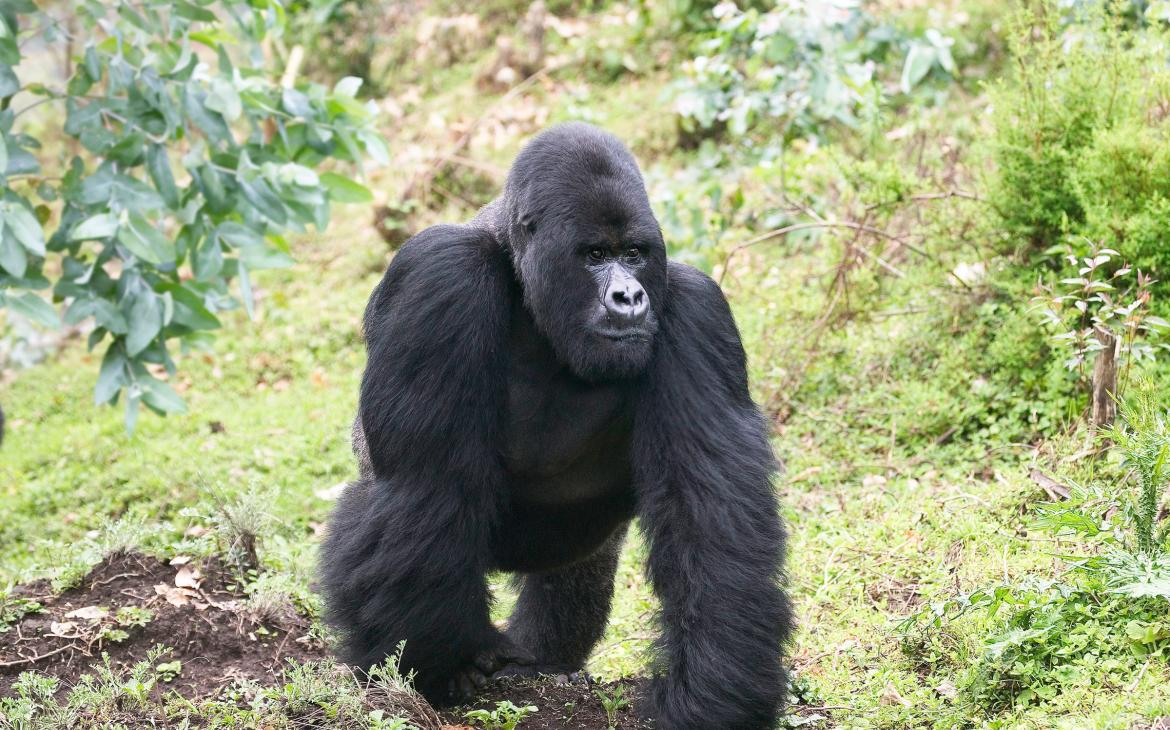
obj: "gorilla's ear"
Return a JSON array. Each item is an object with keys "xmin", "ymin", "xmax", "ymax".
[{"xmin": 519, "ymin": 214, "xmax": 537, "ymax": 235}]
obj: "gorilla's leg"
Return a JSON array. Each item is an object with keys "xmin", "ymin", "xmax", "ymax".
[
  {"xmin": 320, "ymin": 477, "xmax": 531, "ymax": 704},
  {"xmin": 504, "ymin": 523, "xmax": 628, "ymax": 673}
]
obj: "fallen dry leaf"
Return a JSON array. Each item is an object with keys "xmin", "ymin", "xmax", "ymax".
[
  {"xmin": 49, "ymin": 620, "xmax": 80, "ymax": 638},
  {"xmin": 1029, "ymin": 468, "xmax": 1072, "ymax": 501},
  {"xmin": 936, "ymin": 679, "xmax": 958, "ymax": 701},
  {"xmin": 170, "ymin": 555, "xmax": 192, "ymax": 566},
  {"xmin": 155, "ymin": 583, "xmax": 197, "ymax": 607},
  {"xmin": 862, "ymin": 474, "xmax": 888, "ymax": 489},
  {"xmin": 175, "ymin": 565, "xmax": 202, "ymax": 589},
  {"xmin": 64, "ymin": 605, "xmax": 108, "ymax": 621},
  {"xmin": 881, "ymin": 682, "xmax": 912, "ymax": 707}
]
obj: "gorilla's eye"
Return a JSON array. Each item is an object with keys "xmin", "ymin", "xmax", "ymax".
[
  {"xmin": 587, "ymin": 247, "xmax": 606, "ymax": 262},
  {"xmin": 625, "ymin": 247, "xmax": 641, "ymax": 260}
]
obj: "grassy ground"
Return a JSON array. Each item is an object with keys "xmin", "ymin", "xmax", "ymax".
[{"xmin": 4, "ymin": 2, "xmax": 1170, "ymax": 728}]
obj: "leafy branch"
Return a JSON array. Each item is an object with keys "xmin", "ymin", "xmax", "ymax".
[{"xmin": 0, "ymin": 0, "xmax": 384, "ymax": 431}]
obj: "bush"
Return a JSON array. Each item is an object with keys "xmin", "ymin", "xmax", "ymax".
[
  {"xmin": 985, "ymin": 2, "xmax": 1170, "ymax": 256},
  {"xmin": 671, "ymin": 0, "xmax": 955, "ymax": 143},
  {"xmin": 0, "ymin": 1, "xmax": 384, "ymax": 430},
  {"xmin": 1074, "ymin": 122, "xmax": 1170, "ymax": 277}
]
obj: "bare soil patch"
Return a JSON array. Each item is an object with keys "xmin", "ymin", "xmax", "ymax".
[{"xmin": 0, "ymin": 552, "xmax": 323, "ymax": 699}]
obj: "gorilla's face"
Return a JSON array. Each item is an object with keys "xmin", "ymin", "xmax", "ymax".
[{"xmin": 512, "ymin": 184, "xmax": 666, "ymax": 382}]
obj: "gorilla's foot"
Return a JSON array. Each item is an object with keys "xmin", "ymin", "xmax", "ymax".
[{"xmin": 447, "ymin": 638, "xmax": 535, "ymax": 702}]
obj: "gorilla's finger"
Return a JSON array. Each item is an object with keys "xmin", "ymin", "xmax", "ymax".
[
  {"xmin": 498, "ymin": 642, "xmax": 535, "ymax": 665},
  {"xmin": 455, "ymin": 673, "xmax": 476, "ymax": 702},
  {"xmin": 567, "ymin": 670, "xmax": 592, "ymax": 685},
  {"xmin": 473, "ymin": 652, "xmax": 499, "ymax": 674}
]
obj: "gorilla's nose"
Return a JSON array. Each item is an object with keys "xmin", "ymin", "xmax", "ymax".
[{"xmin": 605, "ymin": 274, "xmax": 649, "ymax": 326}]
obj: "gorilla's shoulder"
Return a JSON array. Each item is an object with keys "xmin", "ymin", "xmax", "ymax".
[
  {"xmin": 394, "ymin": 223, "xmax": 508, "ymax": 278},
  {"xmin": 658, "ymin": 262, "xmax": 748, "ymax": 384},
  {"xmin": 364, "ymin": 223, "xmax": 513, "ymax": 335},
  {"xmin": 664, "ymin": 262, "xmax": 733, "ymax": 321}
]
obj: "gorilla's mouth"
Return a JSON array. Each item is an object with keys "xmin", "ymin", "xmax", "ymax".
[{"xmin": 595, "ymin": 329, "xmax": 651, "ymax": 343}]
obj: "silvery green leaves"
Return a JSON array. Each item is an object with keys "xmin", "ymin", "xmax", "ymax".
[
  {"xmin": 900, "ymin": 29, "xmax": 956, "ymax": 94},
  {"xmin": 673, "ymin": 1, "xmax": 957, "ymax": 141},
  {"xmin": 0, "ymin": 199, "xmax": 45, "ymax": 279},
  {"xmin": 0, "ymin": 1, "xmax": 381, "ymax": 432}
]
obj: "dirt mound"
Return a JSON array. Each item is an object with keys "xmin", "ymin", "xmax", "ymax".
[{"xmin": 0, "ymin": 552, "xmax": 323, "ymax": 699}]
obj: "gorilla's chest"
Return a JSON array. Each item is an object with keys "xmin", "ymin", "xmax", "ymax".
[{"xmin": 502, "ymin": 356, "xmax": 635, "ymax": 506}]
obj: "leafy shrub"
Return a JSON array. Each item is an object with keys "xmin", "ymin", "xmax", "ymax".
[
  {"xmin": 1034, "ymin": 241, "xmax": 1169, "ymax": 376},
  {"xmin": 285, "ymin": 1, "xmax": 385, "ymax": 87},
  {"xmin": 647, "ymin": 146, "xmax": 748, "ymax": 270},
  {"xmin": 1074, "ymin": 122, "xmax": 1170, "ymax": 278},
  {"xmin": 0, "ymin": 1, "xmax": 383, "ymax": 430},
  {"xmin": 641, "ymin": 0, "xmax": 762, "ymax": 34},
  {"xmin": 672, "ymin": 0, "xmax": 954, "ymax": 142},
  {"xmin": 953, "ymin": 294, "xmax": 1080, "ymax": 443},
  {"xmin": 283, "ymin": 0, "xmax": 420, "ymax": 96},
  {"xmin": 985, "ymin": 2, "xmax": 1170, "ymax": 257},
  {"xmin": 967, "ymin": 584, "xmax": 1165, "ymax": 709},
  {"xmin": 791, "ymin": 275, "xmax": 1080, "ymax": 460},
  {"xmin": 1097, "ymin": 383, "xmax": 1170, "ymax": 559}
]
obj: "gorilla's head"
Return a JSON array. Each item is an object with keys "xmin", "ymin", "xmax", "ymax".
[{"xmin": 503, "ymin": 123, "xmax": 666, "ymax": 382}]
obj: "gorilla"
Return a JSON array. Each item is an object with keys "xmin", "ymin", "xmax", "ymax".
[{"xmin": 320, "ymin": 123, "xmax": 791, "ymax": 729}]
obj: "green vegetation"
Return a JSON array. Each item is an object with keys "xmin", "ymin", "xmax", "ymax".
[
  {"xmin": 465, "ymin": 700, "xmax": 539, "ymax": 730},
  {"xmin": 900, "ymin": 382, "xmax": 1170, "ymax": 716},
  {"xmin": 0, "ymin": 0, "xmax": 382, "ymax": 430},
  {"xmin": 984, "ymin": 2, "xmax": 1170, "ymax": 299},
  {"xmin": 0, "ymin": 649, "xmax": 429, "ymax": 728},
  {"xmin": 4, "ymin": 0, "xmax": 1170, "ymax": 727},
  {"xmin": 595, "ymin": 684, "xmax": 629, "ymax": 729}
]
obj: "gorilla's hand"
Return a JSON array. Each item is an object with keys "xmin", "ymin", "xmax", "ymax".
[{"xmin": 448, "ymin": 633, "xmax": 535, "ymax": 702}]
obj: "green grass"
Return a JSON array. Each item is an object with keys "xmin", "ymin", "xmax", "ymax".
[{"xmin": 4, "ymin": 3, "xmax": 1170, "ymax": 728}]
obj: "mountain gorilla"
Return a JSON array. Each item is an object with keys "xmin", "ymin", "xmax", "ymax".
[{"xmin": 320, "ymin": 123, "xmax": 791, "ymax": 729}]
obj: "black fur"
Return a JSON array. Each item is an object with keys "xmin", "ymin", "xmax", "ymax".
[{"xmin": 320, "ymin": 122, "xmax": 792, "ymax": 728}]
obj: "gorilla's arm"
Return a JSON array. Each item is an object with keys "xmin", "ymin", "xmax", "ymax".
[
  {"xmin": 633, "ymin": 263, "xmax": 792, "ymax": 729},
  {"xmin": 319, "ymin": 225, "xmax": 519, "ymax": 701}
]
